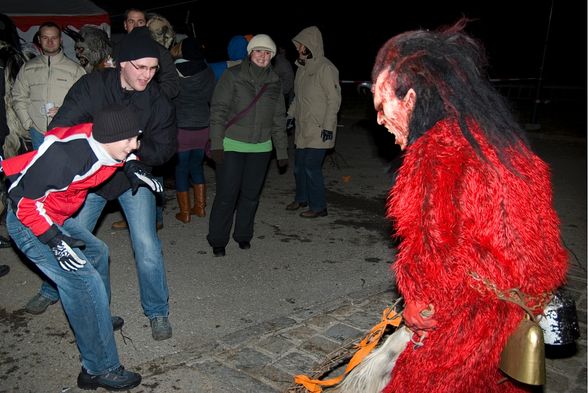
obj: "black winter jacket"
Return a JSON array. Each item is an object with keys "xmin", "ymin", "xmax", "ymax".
[
  {"xmin": 174, "ymin": 61, "xmax": 215, "ymax": 129},
  {"xmin": 49, "ymin": 68, "xmax": 176, "ymax": 199}
]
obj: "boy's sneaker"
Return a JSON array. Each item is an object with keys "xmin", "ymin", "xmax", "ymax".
[
  {"xmin": 150, "ymin": 316, "xmax": 172, "ymax": 341},
  {"xmin": 77, "ymin": 365, "xmax": 141, "ymax": 391},
  {"xmin": 25, "ymin": 293, "xmax": 58, "ymax": 314}
]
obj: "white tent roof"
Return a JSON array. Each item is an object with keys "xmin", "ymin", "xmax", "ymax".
[
  {"xmin": 1, "ymin": 0, "xmax": 110, "ymax": 61},
  {"xmin": 1, "ymin": 0, "xmax": 107, "ymax": 16}
]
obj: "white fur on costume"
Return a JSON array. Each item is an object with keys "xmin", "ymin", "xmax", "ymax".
[
  {"xmin": 330, "ymin": 327, "xmax": 412, "ymax": 393},
  {"xmin": 146, "ymin": 13, "xmax": 175, "ymax": 49}
]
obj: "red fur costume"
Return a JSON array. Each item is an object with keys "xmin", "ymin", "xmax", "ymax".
[{"xmin": 383, "ymin": 119, "xmax": 567, "ymax": 393}]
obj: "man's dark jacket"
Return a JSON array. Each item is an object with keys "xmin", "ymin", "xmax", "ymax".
[{"xmin": 49, "ymin": 68, "xmax": 176, "ymax": 200}]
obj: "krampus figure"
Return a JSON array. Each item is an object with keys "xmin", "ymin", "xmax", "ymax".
[{"xmin": 332, "ymin": 18, "xmax": 568, "ymax": 393}]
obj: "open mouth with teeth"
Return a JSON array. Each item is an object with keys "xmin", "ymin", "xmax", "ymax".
[{"xmin": 77, "ymin": 55, "xmax": 89, "ymax": 67}]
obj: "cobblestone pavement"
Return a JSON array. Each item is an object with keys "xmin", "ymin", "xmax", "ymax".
[{"xmin": 136, "ymin": 274, "xmax": 586, "ymax": 393}]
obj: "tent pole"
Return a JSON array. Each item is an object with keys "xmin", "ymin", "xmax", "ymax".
[{"xmin": 528, "ymin": 0, "xmax": 554, "ymax": 129}]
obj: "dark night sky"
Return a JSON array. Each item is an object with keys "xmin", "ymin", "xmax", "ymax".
[{"xmin": 95, "ymin": 0, "xmax": 586, "ymax": 85}]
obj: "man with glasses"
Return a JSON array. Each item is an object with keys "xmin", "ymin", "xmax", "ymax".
[
  {"xmin": 23, "ymin": 26, "xmax": 176, "ymax": 341},
  {"xmin": 111, "ymin": 8, "xmax": 179, "ymax": 232},
  {"xmin": 121, "ymin": 8, "xmax": 179, "ymax": 100}
]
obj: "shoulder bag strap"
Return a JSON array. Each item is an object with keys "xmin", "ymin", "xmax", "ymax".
[{"xmin": 225, "ymin": 84, "xmax": 268, "ymax": 130}]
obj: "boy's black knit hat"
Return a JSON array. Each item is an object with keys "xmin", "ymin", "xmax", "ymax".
[{"xmin": 93, "ymin": 104, "xmax": 142, "ymax": 143}]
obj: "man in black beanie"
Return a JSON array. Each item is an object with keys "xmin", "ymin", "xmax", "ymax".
[
  {"xmin": 23, "ymin": 23, "xmax": 176, "ymax": 342},
  {"xmin": 115, "ymin": 12, "xmax": 179, "ymax": 233},
  {"xmin": 119, "ymin": 9, "xmax": 179, "ymax": 99},
  {"xmin": 113, "ymin": 23, "xmax": 177, "ymax": 232},
  {"xmin": 2, "ymin": 104, "xmax": 161, "ymax": 391}
]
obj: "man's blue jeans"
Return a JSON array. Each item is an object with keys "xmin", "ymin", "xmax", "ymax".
[
  {"xmin": 294, "ymin": 148, "xmax": 328, "ymax": 212},
  {"xmin": 155, "ymin": 175, "xmax": 164, "ymax": 225},
  {"xmin": 30, "ymin": 127, "xmax": 44, "ymax": 150},
  {"xmin": 7, "ymin": 209, "xmax": 120, "ymax": 374},
  {"xmin": 38, "ymin": 187, "xmax": 169, "ymax": 319}
]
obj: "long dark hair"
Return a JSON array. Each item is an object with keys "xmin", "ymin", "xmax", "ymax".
[{"xmin": 372, "ymin": 19, "xmax": 529, "ymax": 165}]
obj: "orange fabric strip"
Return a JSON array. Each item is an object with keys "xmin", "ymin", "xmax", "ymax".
[{"xmin": 293, "ymin": 307, "xmax": 402, "ymax": 393}]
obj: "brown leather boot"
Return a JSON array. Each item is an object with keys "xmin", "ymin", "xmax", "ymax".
[
  {"xmin": 191, "ymin": 184, "xmax": 206, "ymax": 217},
  {"xmin": 111, "ymin": 219, "xmax": 128, "ymax": 230},
  {"xmin": 175, "ymin": 192, "xmax": 191, "ymax": 223}
]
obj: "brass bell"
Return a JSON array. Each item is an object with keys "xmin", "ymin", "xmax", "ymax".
[{"xmin": 499, "ymin": 314, "xmax": 546, "ymax": 385}]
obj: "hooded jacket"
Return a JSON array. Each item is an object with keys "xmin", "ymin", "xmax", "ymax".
[
  {"xmin": 12, "ymin": 49, "xmax": 86, "ymax": 133},
  {"xmin": 288, "ymin": 26, "xmax": 341, "ymax": 149},
  {"xmin": 209, "ymin": 35, "xmax": 249, "ymax": 81}
]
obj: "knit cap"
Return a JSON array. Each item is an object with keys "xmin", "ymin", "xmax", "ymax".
[
  {"xmin": 92, "ymin": 104, "xmax": 142, "ymax": 143},
  {"xmin": 117, "ymin": 26, "xmax": 160, "ymax": 62},
  {"xmin": 181, "ymin": 37, "xmax": 205, "ymax": 61},
  {"xmin": 247, "ymin": 34, "xmax": 276, "ymax": 59}
]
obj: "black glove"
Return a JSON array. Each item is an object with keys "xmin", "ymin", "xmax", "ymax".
[
  {"xmin": 40, "ymin": 226, "xmax": 86, "ymax": 272},
  {"xmin": 123, "ymin": 159, "xmax": 163, "ymax": 195},
  {"xmin": 211, "ymin": 150, "xmax": 224, "ymax": 165},
  {"xmin": 321, "ymin": 129, "xmax": 333, "ymax": 142},
  {"xmin": 286, "ymin": 118, "xmax": 295, "ymax": 131},
  {"xmin": 277, "ymin": 159, "xmax": 288, "ymax": 174}
]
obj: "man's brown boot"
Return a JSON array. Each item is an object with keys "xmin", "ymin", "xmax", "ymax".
[
  {"xmin": 175, "ymin": 192, "xmax": 191, "ymax": 223},
  {"xmin": 191, "ymin": 184, "xmax": 206, "ymax": 217},
  {"xmin": 111, "ymin": 219, "xmax": 128, "ymax": 230}
]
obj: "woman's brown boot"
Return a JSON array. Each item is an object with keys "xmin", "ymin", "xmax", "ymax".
[
  {"xmin": 191, "ymin": 184, "xmax": 206, "ymax": 217},
  {"xmin": 175, "ymin": 192, "xmax": 191, "ymax": 223}
]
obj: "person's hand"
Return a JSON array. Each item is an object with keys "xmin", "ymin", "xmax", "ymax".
[
  {"xmin": 44, "ymin": 231, "xmax": 86, "ymax": 272},
  {"xmin": 211, "ymin": 150, "xmax": 224, "ymax": 165},
  {"xmin": 286, "ymin": 118, "xmax": 295, "ymax": 131},
  {"xmin": 402, "ymin": 301, "xmax": 438, "ymax": 332},
  {"xmin": 123, "ymin": 159, "xmax": 163, "ymax": 195},
  {"xmin": 277, "ymin": 159, "xmax": 288, "ymax": 174},
  {"xmin": 47, "ymin": 106, "xmax": 59, "ymax": 117},
  {"xmin": 321, "ymin": 129, "xmax": 333, "ymax": 142}
]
